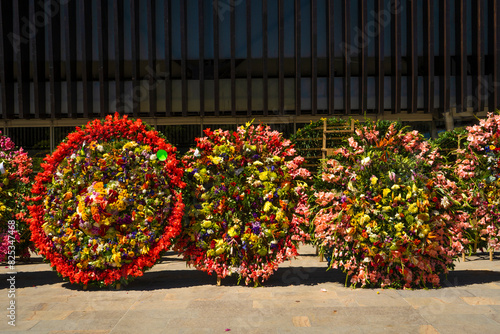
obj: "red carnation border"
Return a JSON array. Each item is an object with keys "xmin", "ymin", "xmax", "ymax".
[{"xmin": 28, "ymin": 113, "xmax": 185, "ymax": 286}]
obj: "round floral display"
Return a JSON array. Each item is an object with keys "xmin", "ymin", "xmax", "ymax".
[
  {"xmin": 0, "ymin": 131, "xmax": 34, "ymax": 262},
  {"xmin": 29, "ymin": 114, "xmax": 185, "ymax": 287},
  {"xmin": 312, "ymin": 121, "xmax": 461, "ymax": 288},
  {"xmin": 177, "ymin": 122, "xmax": 311, "ymax": 285}
]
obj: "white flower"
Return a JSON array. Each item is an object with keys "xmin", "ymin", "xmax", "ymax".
[
  {"xmin": 361, "ymin": 156, "xmax": 371, "ymax": 165},
  {"xmin": 194, "ymin": 148, "xmax": 201, "ymax": 157},
  {"xmin": 97, "ymin": 145, "xmax": 104, "ymax": 152},
  {"xmin": 440, "ymin": 197, "xmax": 451, "ymax": 208},
  {"xmin": 0, "ymin": 162, "xmax": 5, "ymax": 175},
  {"xmin": 150, "ymin": 154, "xmax": 157, "ymax": 161}
]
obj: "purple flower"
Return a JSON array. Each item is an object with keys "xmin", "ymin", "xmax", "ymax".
[{"xmin": 251, "ymin": 221, "xmax": 261, "ymax": 235}]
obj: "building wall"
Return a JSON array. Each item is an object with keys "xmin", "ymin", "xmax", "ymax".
[{"xmin": 0, "ymin": 0, "xmax": 499, "ymax": 151}]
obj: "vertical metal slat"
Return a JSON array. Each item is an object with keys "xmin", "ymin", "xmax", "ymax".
[
  {"xmin": 328, "ymin": 0, "xmax": 335, "ymax": 114},
  {"xmin": 376, "ymin": 0, "xmax": 385, "ymax": 114},
  {"xmin": 131, "ymin": 0, "xmax": 140, "ymax": 117},
  {"xmin": 263, "ymin": 0, "xmax": 268, "ymax": 116},
  {"xmin": 199, "ymin": 0, "xmax": 205, "ymax": 117},
  {"xmin": 440, "ymin": 0, "xmax": 450, "ymax": 117},
  {"xmin": 424, "ymin": 0, "xmax": 435, "ymax": 115},
  {"xmin": 214, "ymin": 0, "xmax": 220, "ymax": 116},
  {"xmin": 278, "ymin": 0, "xmax": 284, "ymax": 115},
  {"xmin": 164, "ymin": 0, "xmax": 172, "ymax": 116},
  {"xmin": 31, "ymin": 0, "xmax": 46, "ymax": 119},
  {"xmin": 311, "ymin": 0, "xmax": 317, "ymax": 115},
  {"xmin": 490, "ymin": 0, "xmax": 500, "ymax": 111},
  {"xmin": 359, "ymin": 0, "xmax": 367, "ymax": 114},
  {"xmin": 48, "ymin": 0, "xmax": 61, "ymax": 119},
  {"xmin": 407, "ymin": 0, "xmax": 418, "ymax": 114},
  {"xmin": 295, "ymin": 0, "xmax": 301, "ymax": 116},
  {"xmin": 342, "ymin": 0, "xmax": 351, "ymax": 115},
  {"xmin": 391, "ymin": 0, "xmax": 401, "ymax": 115},
  {"xmin": 81, "ymin": 0, "xmax": 93, "ymax": 118},
  {"xmin": 180, "ymin": 0, "xmax": 188, "ymax": 117},
  {"xmin": 114, "ymin": 0, "xmax": 124, "ymax": 114},
  {"xmin": 247, "ymin": 0, "xmax": 252, "ymax": 116},
  {"xmin": 64, "ymin": 0, "xmax": 77, "ymax": 118},
  {"xmin": 97, "ymin": 0, "xmax": 109, "ymax": 117},
  {"xmin": 230, "ymin": 0, "xmax": 236, "ymax": 115},
  {"xmin": 456, "ymin": 0, "xmax": 467, "ymax": 114},
  {"xmin": 13, "ymin": 1, "xmax": 30, "ymax": 119}
]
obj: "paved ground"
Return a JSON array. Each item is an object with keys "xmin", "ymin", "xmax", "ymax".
[{"xmin": 1, "ymin": 245, "xmax": 500, "ymax": 334}]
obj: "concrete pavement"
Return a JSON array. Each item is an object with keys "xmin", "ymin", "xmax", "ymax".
[{"xmin": 2, "ymin": 245, "xmax": 500, "ymax": 333}]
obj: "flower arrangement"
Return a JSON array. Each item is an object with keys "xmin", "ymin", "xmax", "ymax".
[
  {"xmin": 451, "ymin": 113, "xmax": 500, "ymax": 252},
  {"xmin": 311, "ymin": 120, "xmax": 461, "ymax": 288},
  {"xmin": 177, "ymin": 122, "xmax": 311, "ymax": 285},
  {"xmin": 0, "ymin": 131, "xmax": 34, "ymax": 262},
  {"xmin": 28, "ymin": 113, "xmax": 185, "ymax": 287}
]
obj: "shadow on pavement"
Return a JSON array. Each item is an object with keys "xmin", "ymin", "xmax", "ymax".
[
  {"xmin": 443, "ymin": 270, "xmax": 500, "ymax": 287},
  {"xmin": 3, "ymin": 264, "xmax": 500, "ymax": 291}
]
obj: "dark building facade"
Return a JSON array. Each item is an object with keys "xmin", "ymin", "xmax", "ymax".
[{"xmin": 0, "ymin": 0, "xmax": 499, "ymax": 153}]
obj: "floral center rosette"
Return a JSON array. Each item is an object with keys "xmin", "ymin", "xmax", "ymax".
[
  {"xmin": 312, "ymin": 121, "xmax": 461, "ymax": 289},
  {"xmin": 0, "ymin": 132, "xmax": 34, "ymax": 262},
  {"xmin": 177, "ymin": 122, "xmax": 311, "ymax": 285},
  {"xmin": 453, "ymin": 113, "xmax": 500, "ymax": 251},
  {"xmin": 29, "ymin": 113, "xmax": 185, "ymax": 287}
]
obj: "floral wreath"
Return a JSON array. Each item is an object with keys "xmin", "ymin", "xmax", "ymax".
[
  {"xmin": 311, "ymin": 120, "xmax": 461, "ymax": 289},
  {"xmin": 28, "ymin": 113, "xmax": 185, "ymax": 287},
  {"xmin": 176, "ymin": 122, "xmax": 311, "ymax": 286}
]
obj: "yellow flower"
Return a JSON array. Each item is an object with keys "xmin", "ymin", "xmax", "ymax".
[
  {"xmin": 382, "ymin": 188, "xmax": 391, "ymax": 197},
  {"xmin": 263, "ymin": 201, "xmax": 273, "ymax": 213},
  {"xmin": 370, "ymin": 176, "xmax": 378, "ymax": 185},
  {"xmin": 408, "ymin": 203, "xmax": 418, "ymax": 214},
  {"xmin": 116, "ymin": 201, "xmax": 127, "ymax": 211},
  {"xmin": 359, "ymin": 214, "xmax": 370, "ymax": 225},
  {"xmin": 112, "ymin": 252, "xmax": 121, "ymax": 265},
  {"xmin": 395, "ymin": 222, "xmax": 404, "ymax": 231},
  {"xmin": 276, "ymin": 209, "xmax": 285, "ymax": 222},
  {"xmin": 123, "ymin": 141, "xmax": 138, "ymax": 150},
  {"xmin": 211, "ymin": 156, "xmax": 222, "ymax": 165}
]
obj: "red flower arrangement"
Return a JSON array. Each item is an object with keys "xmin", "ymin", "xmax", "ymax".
[{"xmin": 28, "ymin": 113, "xmax": 185, "ymax": 287}]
